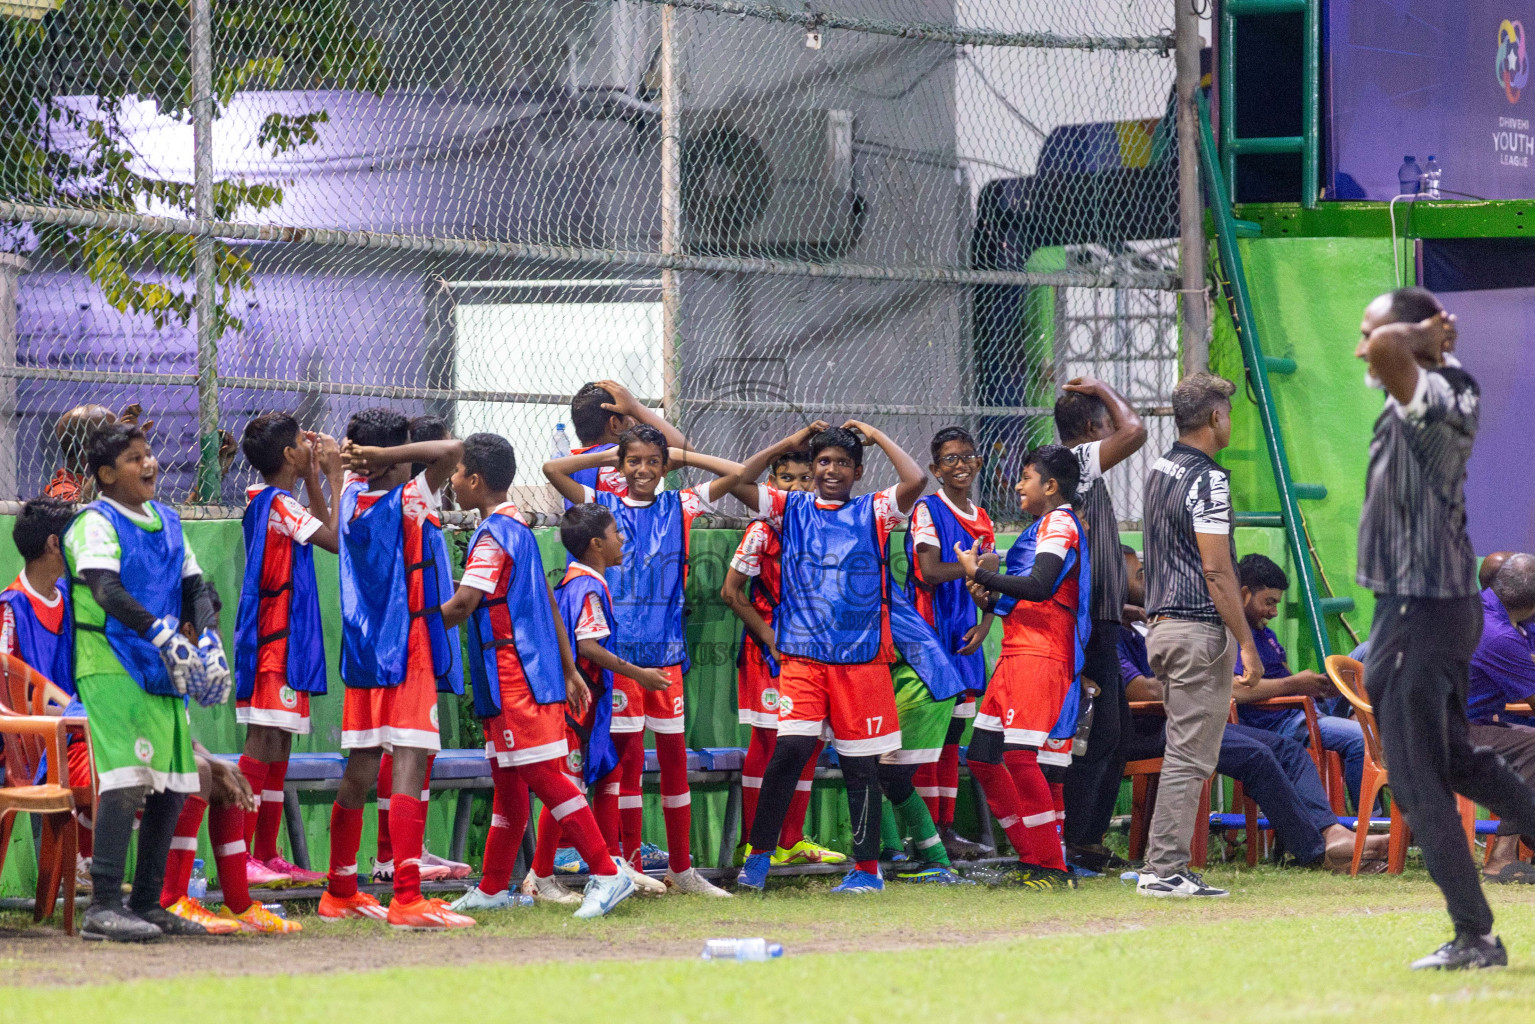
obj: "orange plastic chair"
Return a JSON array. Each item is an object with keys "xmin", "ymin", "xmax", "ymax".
[
  {"xmin": 1323, "ymin": 656, "xmax": 1409, "ymax": 874},
  {"xmin": 0, "ymin": 655, "xmax": 81, "ymax": 934},
  {"xmin": 1230, "ymin": 694, "xmax": 1329, "ymax": 863},
  {"xmin": 1124, "ymin": 701, "xmax": 1214, "ymax": 867}
]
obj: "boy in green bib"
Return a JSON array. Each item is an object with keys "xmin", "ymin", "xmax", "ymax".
[{"xmin": 64, "ymin": 423, "xmax": 231, "ymax": 942}]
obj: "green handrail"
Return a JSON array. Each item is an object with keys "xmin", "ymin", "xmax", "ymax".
[
  {"xmin": 1219, "ymin": 0, "xmax": 1319, "ymax": 208},
  {"xmin": 1197, "ymin": 90, "xmax": 1333, "ymax": 666}
]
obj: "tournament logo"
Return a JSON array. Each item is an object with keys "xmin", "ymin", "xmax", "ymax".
[
  {"xmin": 1499, "ymin": 19, "xmax": 1529, "ymax": 103},
  {"xmin": 134, "ymin": 737, "xmax": 154, "ymax": 764},
  {"xmin": 279, "ymin": 685, "xmax": 299, "ymax": 709},
  {"xmin": 612, "ymin": 690, "xmax": 629, "ymax": 712},
  {"xmin": 777, "ymin": 694, "xmax": 794, "ymax": 716},
  {"xmin": 429, "ymin": 703, "xmax": 440, "ymax": 728},
  {"xmin": 760, "ymin": 687, "xmax": 780, "ymax": 712},
  {"xmin": 566, "ymin": 748, "xmax": 585, "ymax": 774}
]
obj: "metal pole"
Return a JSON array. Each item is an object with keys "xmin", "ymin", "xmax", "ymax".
[
  {"xmin": 1176, "ymin": 0, "xmax": 1209, "ymax": 373},
  {"xmin": 191, "ymin": 0, "xmax": 222, "ymax": 501},
  {"xmin": 0, "ymin": 253, "xmax": 28, "ymax": 501},
  {"xmin": 1301, "ymin": 0, "xmax": 1319, "ymax": 208},
  {"xmin": 659, "ymin": 3, "xmax": 681, "ymax": 425}
]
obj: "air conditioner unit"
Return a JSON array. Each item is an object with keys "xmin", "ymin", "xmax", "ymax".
[{"xmin": 682, "ymin": 108, "xmax": 861, "ymax": 261}]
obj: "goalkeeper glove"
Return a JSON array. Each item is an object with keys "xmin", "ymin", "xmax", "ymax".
[
  {"xmin": 145, "ymin": 616, "xmax": 207, "ymax": 698},
  {"xmin": 191, "ymin": 628, "xmax": 232, "ymax": 707}
]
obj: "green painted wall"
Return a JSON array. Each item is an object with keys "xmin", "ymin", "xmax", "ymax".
[{"xmin": 1211, "ymin": 235, "xmax": 1410, "ymax": 666}]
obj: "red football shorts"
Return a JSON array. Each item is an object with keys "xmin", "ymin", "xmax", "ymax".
[
  {"xmin": 736, "ymin": 641, "xmax": 781, "ymax": 729},
  {"xmin": 776, "ymin": 656, "xmax": 900, "ymax": 757},
  {"xmin": 974, "ymin": 651, "xmax": 1073, "ymax": 748},
  {"xmin": 611, "ymin": 664, "xmax": 685, "ymax": 736},
  {"xmin": 236, "ymin": 669, "xmax": 312, "ymax": 735},
  {"xmin": 482, "ymin": 673, "xmax": 569, "ymax": 769},
  {"xmin": 341, "ymin": 643, "xmax": 441, "ymax": 752}
]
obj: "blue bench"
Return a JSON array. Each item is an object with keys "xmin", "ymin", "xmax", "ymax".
[{"xmin": 220, "ymin": 743, "xmax": 993, "ymax": 874}]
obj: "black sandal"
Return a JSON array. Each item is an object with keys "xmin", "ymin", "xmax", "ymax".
[{"xmin": 1483, "ymin": 861, "xmax": 1535, "ymax": 884}]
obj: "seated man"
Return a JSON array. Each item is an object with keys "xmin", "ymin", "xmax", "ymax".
[
  {"xmin": 1232, "ymin": 554, "xmax": 1367, "ymax": 806},
  {"xmin": 1119, "ymin": 546, "xmax": 1384, "ymax": 872},
  {"xmin": 1465, "ymin": 552, "xmax": 1535, "ymax": 882}
]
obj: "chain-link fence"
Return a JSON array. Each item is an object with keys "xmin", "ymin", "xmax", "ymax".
[{"xmin": 0, "ymin": 0, "xmax": 1182, "ymax": 522}]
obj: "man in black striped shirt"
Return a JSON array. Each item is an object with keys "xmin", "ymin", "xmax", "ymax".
[
  {"xmin": 1056, "ymin": 377, "xmax": 1147, "ymax": 871},
  {"xmin": 1136, "ymin": 372, "xmax": 1261, "ymax": 898},
  {"xmin": 1356, "ymin": 287, "xmax": 1535, "ymax": 970}
]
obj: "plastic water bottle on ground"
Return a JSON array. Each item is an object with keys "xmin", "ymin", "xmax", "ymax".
[
  {"xmin": 1119, "ymin": 870, "xmax": 1140, "ymax": 884},
  {"xmin": 702, "ymin": 938, "xmax": 784, "ymax": 961},
  {"xmin": 1423, "ymin": 155, "xmax": 1442, "ymax": 199},
  {"xmin": 188, "ymin": 859, "xmax": 207, "ymax": 900},
  {"xmin": 1397, "ymin": 155, "xmax": 1422, "ymax": 196},
  {"xmin": 550, "ymin": 423, "xmax": 572, "ymax": 460}
]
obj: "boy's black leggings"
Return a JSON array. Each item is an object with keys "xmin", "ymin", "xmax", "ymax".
[
  {"xmin": 90, "ymin": 786, "xmax": 186, "ymax": 914},
  {"xmin": 749, "ymin": 735, "xmax": 883, "ymax": 864}
]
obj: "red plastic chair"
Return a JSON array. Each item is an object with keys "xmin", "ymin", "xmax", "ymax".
[{"xmin": 1124, "ymin": 701, "xmax": 1214, "ymax": 867}]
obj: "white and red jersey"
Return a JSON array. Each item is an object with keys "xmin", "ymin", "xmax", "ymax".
[
  {"xmin": 572, "ymin": 443, "xmax": 630, "ymax": 499},
  {"xmin": 729, "ymin": 520, "xmax": 783, "ymax": 620},
  {"xmin": 1000, "ymin": 507, "xmax": 1082, "ymax": 659}
]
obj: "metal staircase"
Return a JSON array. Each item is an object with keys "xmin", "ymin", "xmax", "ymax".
[{"xmin": 1218, "ymin": 0, "xmax": 1319, "ymax": 208}]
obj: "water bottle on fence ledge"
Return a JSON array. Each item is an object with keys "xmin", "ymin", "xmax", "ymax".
[
  {"xmin": 702, "ymin": 938, "xmax": 784, "ymax": 961},
  {"xmin": 1423, "ymin": 155, "xmax": 1442, "ymax": 199},
  {"xmin": 551, "ymin": 423, "xmax": 573, "ymax": 460},
  {"xmin": 1397, "ymin": 155, "xmax": 1422, "ymax": 196}
]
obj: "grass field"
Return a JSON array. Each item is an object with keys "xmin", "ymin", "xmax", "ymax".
[{"xmin": 4, "ymin": 867, "xmax": 1535, "ymax": 1021}]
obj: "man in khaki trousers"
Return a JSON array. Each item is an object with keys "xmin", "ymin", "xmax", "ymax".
[{"xmin": 1136, "ymin": 373, "xmax": 1260, "ymax": 898}]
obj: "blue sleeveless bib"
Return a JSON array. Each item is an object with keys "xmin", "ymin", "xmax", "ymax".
[
  {"xmin": 419, "ymin": 515, "xmax": 463, "ymax": 695},
  {"xmin": 903, "ymin": 495, "xmax": 988, "ymax": 692},
  {"xmin": 597, "ymin": 490, "xmax": 690, "ymax": 671},
  {"xmin": 775, "ymin": 492, "xmax": 886, "ymax": 664},
  {"xmin": 235, "ymin": 487, "xmax": 327, "ymax": 700},
  {"xmin": 68, "ymin": 501, "xmax": 186, "ymax": 696},
  {"xmin": 565, "ymin": 443, "xmax": 617, "ymax": 509},
  {"xmin": 338, "ymin": 481, "xmax": 410, "ymax": 688},
  {"xmin": 555, "ymin": 570, "xmax": 620, "ymax": 785},
  {"xmin": 464, "ymin": 510, "xmax": 567, "ymax": 716},
  {"xmin": 0, "ymin": 584, "xmax": 73, "ymax": 695}
]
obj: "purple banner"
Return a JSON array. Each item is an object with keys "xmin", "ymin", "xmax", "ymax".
[
  {"xmin": 1438, "ymin": 288, "xmax": 1535, "ymax": 556},
  {"xmin": 1327, "ymin": 1, "xmax": 1535, "ymax": 200}
]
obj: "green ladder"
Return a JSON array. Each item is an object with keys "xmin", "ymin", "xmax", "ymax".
[
  {"xmin": 1219, "ymin": 0, "xmax": 1320, "ymax": 209},
  {"xmin": 1197, "ymin": 91, "xmax": 1352, "ymax": 664}
]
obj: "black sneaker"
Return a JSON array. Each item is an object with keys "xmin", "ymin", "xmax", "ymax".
[
  {"xmin": 1066, "ymin": 843, "xmax": 1129, "ymax": 873},
  {"xmin": 1410, "ymin": 935, "xmax": 1507, "ymax": 971},
  {"xmin": 1136, "ymin": 870, "xmax": 1229, "ymax": 898},
  {"xmin": 132, "ymin": 904, "xmax": 210, "ymax": 937},
  {"xmin": 80, "ymin": 904, "xmax": 164, "ymax": 943},
  {"xmin": 939, "ymin": 826, "xmax": 994, "ymax": 862}
]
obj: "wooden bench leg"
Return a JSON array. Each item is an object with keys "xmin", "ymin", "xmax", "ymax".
[
  {"xmin": 450, "ymin": 790, "xmax": 476, "ymax": 864},
  {"xmin": 283, "ymin": 789, "xmax": 311, "ymax": 872},
  {"xmin": 716, "ymin": 778, "xmax": 742, "ymax": 870}
]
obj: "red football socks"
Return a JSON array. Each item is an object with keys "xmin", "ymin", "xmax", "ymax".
[
  {"xmin": 209, "ymin": 802, "xmax": 253, "ymax": 914},
  {"xmin": 654, "ymin": 731, "xmax": 691, "ymax": 873},
  {"xmin": 741, "ymin": 726, "xmax": 773, "ymax": 839},
  {"xmin": 522, "ymin": 760, "xmax": 615, "ymax": 877},
  {"xmin": 237, "ymin": 754, "xmax": 267, "ymax": 847},
  {"xmin": 252, "ymin": 758, "xmax": 287, "ymax": 862},
  {"xmin": 375, "ymin": 753, "xmax": 394, "ymax": 864},
  {"xmin": 592, "ymin": 769, "xmax": 622, "ymax": 857},
  {"xmin": 913, "ymin": 761, "xmax": 940, "ymax": 823},
  {"xmin": 327, "ymin": 803, "xmax": 364, "ymax": 898},
  {"xmin": 613, "ymin": 732, "xmax": 645, "ymax": 865},
  {"xmin": 479, "ymin": 764, "xmax": 529, "ymax": 895},
  {"xmin": 531, "ymin": 805, "xmax": 561, "ymax": 878},
  {"xmin": 389, "ymin": 793, "xmax": 427, "ymax": 904},
  {"xmin": 160, "ymin": 795, "xmax": 207, "ymax": 907},
  {"xmin": 936, "ymin": 742, "xmax": 961, "ymax": 827},
  {"xmin": 1005, "ymin": 749, "xmax": 1065, "ymax": 870}
]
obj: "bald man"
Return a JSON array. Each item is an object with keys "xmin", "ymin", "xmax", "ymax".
[
  {"xmin": 1481, "ymin": 552, "xmax": 1514, "ymax": 593},
  {"xmin": 1356, "ymin": 287, "xmax": 1535, "ymax": 970},
  {"xmin": 44, "ymin": 404, "xmax": 117, "ymax": 501}
]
